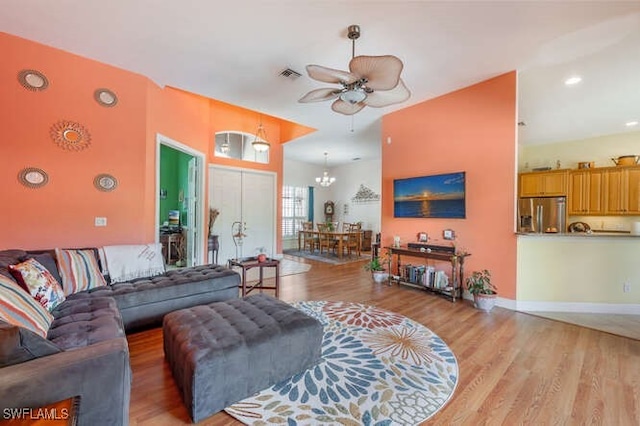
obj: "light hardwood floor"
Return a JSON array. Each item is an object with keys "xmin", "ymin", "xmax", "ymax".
[
  {"xmin": 128, "ymin": 255, "xmax": 640, "ymax": 425},
  {"xmin": 524, "ymin": 311, "xmax": 640, "ymax": 341}
]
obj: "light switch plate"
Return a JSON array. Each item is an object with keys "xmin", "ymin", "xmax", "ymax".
[{"xmin": 95, "ymin": 217, "xmax": 107, "ymax": 227}]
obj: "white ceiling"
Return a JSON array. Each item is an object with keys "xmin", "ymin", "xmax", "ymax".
[{"xmin": 2, "ymin": 1, "xmax": 639, "ymax": 165}]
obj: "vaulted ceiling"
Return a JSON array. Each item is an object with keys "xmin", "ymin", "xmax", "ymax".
[{"xmin": 2, "ymin": 1, "xmax": 639, "ymax": 165}]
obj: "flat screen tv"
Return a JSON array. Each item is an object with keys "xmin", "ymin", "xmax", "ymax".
[{"xmin": 393, "ymin": 171, "xmax": 466, "ymax": 218}]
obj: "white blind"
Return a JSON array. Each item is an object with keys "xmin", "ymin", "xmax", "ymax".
[{"xmin": 282, "ymin": 186, "xmax": 308, "ymax": 238}]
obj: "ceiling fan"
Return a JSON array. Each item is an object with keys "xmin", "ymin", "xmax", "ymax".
[{"xmin": 298, "ymin": 24, "xmax": 411, "ymax": 115}]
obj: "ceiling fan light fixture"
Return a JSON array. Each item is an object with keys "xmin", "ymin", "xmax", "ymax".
[
  {"xmin": 340, "ymin": 89, "xmax": 367, "ymax": 104},
  {"xmin": 252, "ymin": 120, "xmax": 270, "ymax": 152},
  {"xmin": 299, "ymin": 24, "xmax": 409, "ymax": 116}
]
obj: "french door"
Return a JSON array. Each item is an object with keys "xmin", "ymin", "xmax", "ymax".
[{"xmin": 208, "ymin": 166, "xmax": 276, "ymax": 265}]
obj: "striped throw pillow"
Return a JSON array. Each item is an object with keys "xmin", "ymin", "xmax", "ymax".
[
  {"xmin": 55, "ymin": 249, "xmax": 107, "ymax": 295},
  {"xmin": 0, "ymin": 274, "xmax": 54, "ymax": 338}
]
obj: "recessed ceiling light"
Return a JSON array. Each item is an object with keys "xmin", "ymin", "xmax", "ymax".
[
  {"xmin": 564, "ymin": 76, "xmax": 582, "ymax": 86},
  {"xmin": 625, "ymin": 120, "xmax": 638, "ymax": 127}
]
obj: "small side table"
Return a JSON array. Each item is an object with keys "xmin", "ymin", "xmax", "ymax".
[{"xmin": 228, "ymin": 257, "xmax": 280, "ymax": 298}]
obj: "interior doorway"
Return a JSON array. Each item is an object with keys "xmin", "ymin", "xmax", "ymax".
[
  {"xmin": 156, "ymin": 134, "xmax": 206, "ymax": 267},
  {"xmin": 208, "ymin": 165, "xmax": 277, "ymax": 265}
]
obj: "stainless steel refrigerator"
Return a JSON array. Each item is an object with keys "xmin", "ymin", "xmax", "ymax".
[{"xmin": 518, "ymin": 196, "xmax": 566, "ymax": 233}]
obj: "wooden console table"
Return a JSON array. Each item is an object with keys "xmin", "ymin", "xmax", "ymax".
[
  {"xmin": 228, "ymin": 257, "xmax": 280, "ymax": 298},
  {"xmin": 386, "ymin": 246, "xmax": 469, "ymax": 302}
]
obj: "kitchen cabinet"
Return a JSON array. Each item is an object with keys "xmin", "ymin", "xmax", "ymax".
[
  {"xmin": 605, "ymin": 166, "xmax": 640, "ymax": 214},
  {"xmin": 628, "ymin": 168, "xmax": 640, "ymax": 213},
  {"xmin": 519, "ymin": 170, "xmax": 568, "ymax": 197},
  {"xmin": 568, "ymin": 169, "xmax": 604, "ymax": 215}
]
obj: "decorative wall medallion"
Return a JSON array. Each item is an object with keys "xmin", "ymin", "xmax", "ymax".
[
  {"xmin": 18, "ymin": 167, "xmax": 49, "ymax": 188},
  {"xmin": 17, "ymin": 69, "xmax": 49, "ymax": 91},
  {"xmin": 50, "ymin": 120, "xmax": 91, "ymax": 151},
  {"xmin": 94, "ymin": 88, "xmax": 118, "ymax": 107},
  {"xmin": 94, "ymin": 174, "xmax": 118, "ymax": 192}
]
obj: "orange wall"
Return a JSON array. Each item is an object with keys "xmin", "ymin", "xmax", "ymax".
[
  {"xmin": 382, "ymin": 72, "xmax": 518, "ymax": 299},
  {"xmin": 1, "ymin": 32, "xmax": 313, "ymax": 255},
  {"xmin": 1, "ymin": 32, "xmax": 150, "ymax": 249}
]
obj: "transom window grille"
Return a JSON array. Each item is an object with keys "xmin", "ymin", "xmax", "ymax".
[{"xmin": 282, "ymin": 186, "xmax": 308, "ymax": 238}]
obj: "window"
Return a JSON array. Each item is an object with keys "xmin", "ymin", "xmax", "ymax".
[
  {"xmin": 213, "ymin": 131, "xmax": 269, "ymax": 164},
  {"xmin": 282, "ymin": 186, "xmax": 308, "ymax": 238}
]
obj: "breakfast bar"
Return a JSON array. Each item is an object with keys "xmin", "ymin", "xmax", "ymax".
[{"xmin": 516, "ymin": 233, "xmax": 640, "ymax": 310}]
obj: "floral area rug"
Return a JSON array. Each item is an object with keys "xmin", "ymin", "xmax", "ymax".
[{"xmin": 225, "ymin": 301, "xmax": 458, "ymax": 425}]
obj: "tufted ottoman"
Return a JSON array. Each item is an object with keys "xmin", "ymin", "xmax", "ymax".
[{"xmin": 163, "ymin": 293, "xmax": 323, "ymax": 422}]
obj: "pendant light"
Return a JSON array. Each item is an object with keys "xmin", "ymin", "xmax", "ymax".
[
  {"xmin": 316, "ymin": 152, "xmax": 336, "ymax": 187},
  {"xmin": 252, "ymin": 117, "xmax": 270, "ymax": 152},
  {"xmin": 220, "ymin": 133, "xmax": 230, "ymax": 154}
]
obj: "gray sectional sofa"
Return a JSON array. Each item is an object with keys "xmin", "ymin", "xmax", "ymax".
[{"xmin": 0, "ymin": 248, "xmax": 240, "ymax": 425}]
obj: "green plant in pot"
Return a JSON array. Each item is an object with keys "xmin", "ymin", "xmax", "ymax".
[
  {"xmin": 466, "ymin": 269, "xmax": 498, "ymax": 312},
  {"xmin": 364, "ymin": 250, "xmax": 390, "ymax": 284}
]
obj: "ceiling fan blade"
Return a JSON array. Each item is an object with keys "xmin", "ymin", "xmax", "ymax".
[
  {"xmin": 306, "ymin": 65, "xmax": 358, "ymax": 85},
  {"xmin": 363, "ymin": 79, "xmax": 411, "ymax": 108},
  {"xmin": 331, "ymin": 99, "xmax": 366, "ymax": 115},
  {"xmin": 349, "ymin": 55, "xmax": 403, "ymax": 91},
  {"xmin": 298, "ymin": 88, "xmax": 341, "ymax": 103}
]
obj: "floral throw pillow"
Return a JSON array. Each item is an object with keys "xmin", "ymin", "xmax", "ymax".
[
  {"xmin": 0, "ymin": 274, "xmax": 53, "ymax": 338},
  {"xmin": 9, "ymin": 258, "xmax": 66, "ymax": 311}
]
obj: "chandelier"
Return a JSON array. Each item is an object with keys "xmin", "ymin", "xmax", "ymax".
[
  {"xmin": 316, "ymin": 152, "xmax": 336, "ymax": 187},
  {"xmin": 252, "ymin": 118, "xmax": 270, "ymax": 152}
]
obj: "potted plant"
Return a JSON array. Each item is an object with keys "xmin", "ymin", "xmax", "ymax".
[
  {"xmin": 465, "ymin": 269, "xmax": 498, "ymax": 312},
  {"xmin": 364, "ymin": 249, "xmax": 390, "ymax": 284}
]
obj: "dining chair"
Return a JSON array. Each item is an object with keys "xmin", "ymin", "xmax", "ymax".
[
  {"xmin": 301, "ymin": 221, "xmax": 317, "ymax": 252},
  {"xmin": 317, "ymin": 223, "xmax": 336, "ymax": 255},
  {"xmin": 343, "ymin": 222, "xmax": 362, "ymax": 257}
]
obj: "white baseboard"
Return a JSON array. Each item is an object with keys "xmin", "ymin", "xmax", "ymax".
[
  {"xmin": 515, "ymin": 300, "xmax": 640, "ymax": 315},
  {"xmin": 466, "ymin": 293, "xmax": 640, "ymax": 315}
]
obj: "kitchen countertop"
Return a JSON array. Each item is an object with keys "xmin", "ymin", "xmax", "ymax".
[{"xmin": 516, "ymin": 231, "xmax": 639, "ymax": 237}]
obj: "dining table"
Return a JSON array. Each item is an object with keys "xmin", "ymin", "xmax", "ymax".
[{"xmin": 297, "ymin": 229, "xmax": 361, "ymax": 258}]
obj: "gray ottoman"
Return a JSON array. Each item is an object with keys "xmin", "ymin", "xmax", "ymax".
[{"xmin": 163, "ymin": 294, "xmax": 323, "ymax": 423}]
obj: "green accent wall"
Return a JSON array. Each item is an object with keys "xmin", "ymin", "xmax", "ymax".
[{"xmin": 160, "ymin": 145, "xmax": 193, "ymax": 226}]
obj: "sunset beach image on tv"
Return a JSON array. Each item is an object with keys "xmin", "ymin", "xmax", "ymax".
[{"xmin": 393, "ymin": 171, "xmax": 466, "ymax": 218}]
